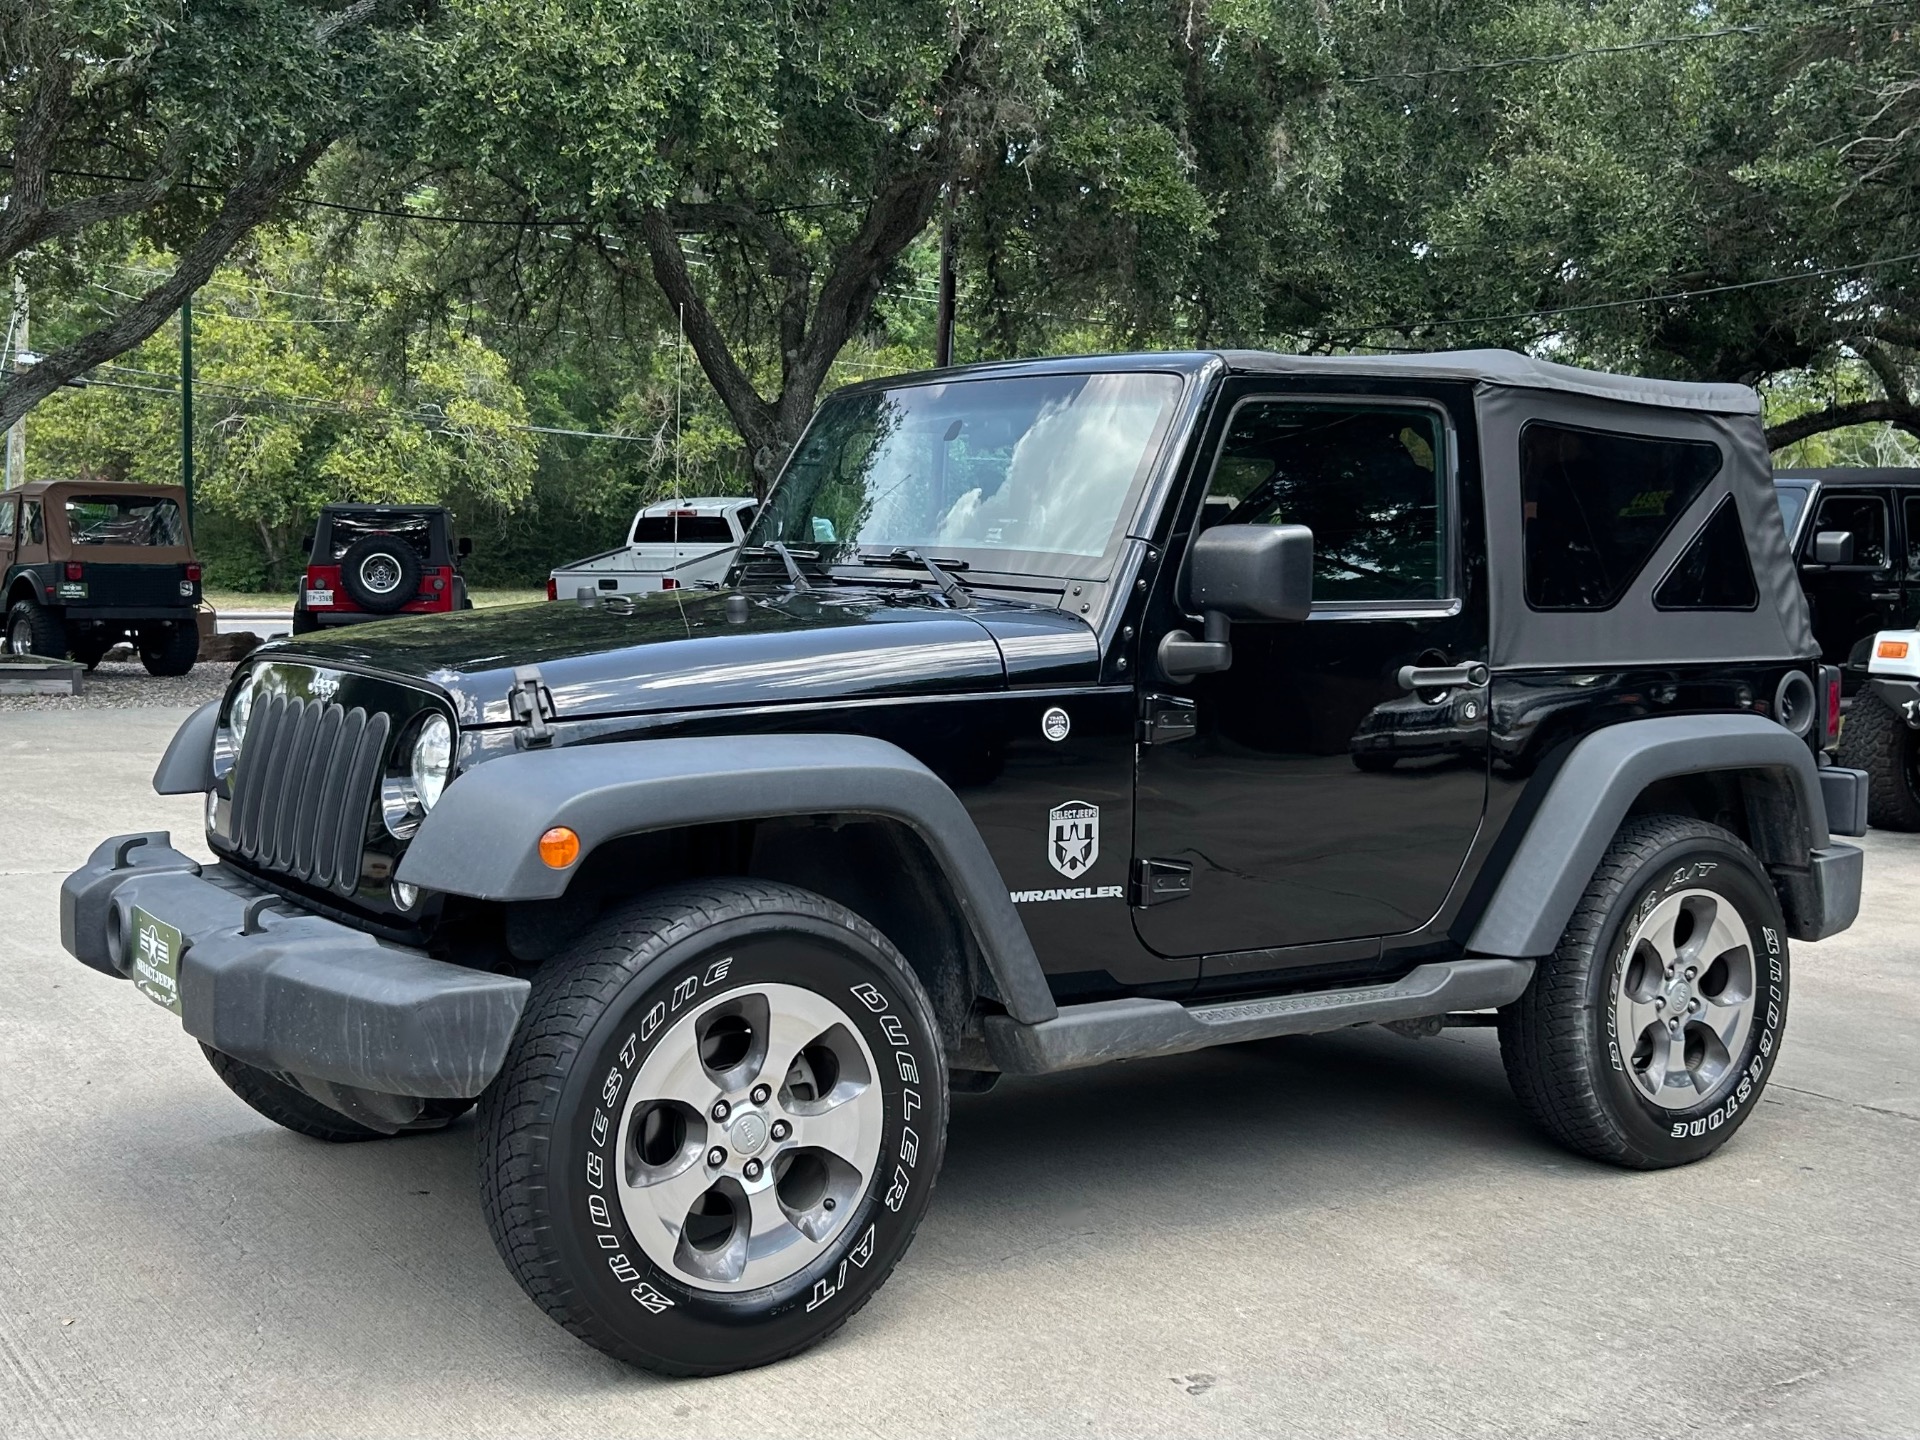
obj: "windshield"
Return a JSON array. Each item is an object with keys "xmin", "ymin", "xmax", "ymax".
[
  {"xmin": 1773, "ymin": 481, "xmax": 1812, "ymax": 545},
  {"xmin": 748, "ymin": 371, "xmax": 1183, "ymax": 575},
  {"xmin": 64, "ymin": 494, "xmax": 185, "ymax": 546}
]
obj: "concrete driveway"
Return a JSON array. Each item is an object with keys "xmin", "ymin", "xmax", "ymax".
[{"xmin": 2, "ymin": 707, "xmax": 1916, "ymax": 1438}]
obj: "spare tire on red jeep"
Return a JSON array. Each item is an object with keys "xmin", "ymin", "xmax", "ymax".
[{"xmin": 339, "ymin": 533, "xmax": 422, "ymax": 614}]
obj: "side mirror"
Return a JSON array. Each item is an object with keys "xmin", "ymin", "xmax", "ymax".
[
  {"xmin": 300, "ymin": 532, "xmax": 314, "ymax": 555},
  {"xmin": 1811, "ymin": 529, "xmax": 1854, "ymax": 566},
  {"xmin": 458, "ymin": 536, "xmax": 473, "ymax": 559},
  {"xmin": 1160, "ymin": 523, "xmax": 1313, "ymax": 679}
]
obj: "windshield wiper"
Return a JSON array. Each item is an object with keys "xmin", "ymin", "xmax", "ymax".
[
  {"xmin": 738, "ymin": 541, "xmax": 820, "ymax": 592},
  {"xmin": 859, "ymin": 548, "xmax": 975, "ymax": 609}
]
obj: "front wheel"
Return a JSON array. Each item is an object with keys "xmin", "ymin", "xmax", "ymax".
[
  {"xmin": 1836, "ymin": 686, "xmax": 1920, "ymax": 830},
  {"xmin": 1498, "ymin": 815, "xmax": 1790, "ymax": 1170},
  {"xmin": 478, "ymin": 879, "xmax": 948, "ymax": 1375}
]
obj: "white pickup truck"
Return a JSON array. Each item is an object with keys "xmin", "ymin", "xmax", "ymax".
[{"xmin": 547, "ymin": 496, "xmax": 757, "ymax": 600}]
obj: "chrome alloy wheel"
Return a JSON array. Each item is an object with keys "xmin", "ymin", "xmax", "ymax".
[
  {"xmin": 1612, "ymin": 888, "xmax": 1758, "ymax": 1110},
  {"xmin": 615, "ymin": 982, "xmax": 885, "ymax": 1292},
  {"xmin": 359, "ymin": 553, "xmax": 403, "ymax": 595}
]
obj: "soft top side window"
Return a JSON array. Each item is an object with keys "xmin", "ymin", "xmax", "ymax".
[
  {"xmin": 1202, "ymin": 399, "xmax": 1448, "ymax": 602},
  {"xmin": 0, "ymin": 498, "xmax": 14, "ymax": 539},
  {"xmin": 1520, "ymin": 421, "xmax": 1722, "ymax": 611},
  {"xmin": 21, "ymin": 500, "xmax": 43, "ymax": 545}
]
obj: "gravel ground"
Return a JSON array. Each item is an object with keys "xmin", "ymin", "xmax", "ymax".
[{"xmin": 0, "ymin": 660, "xmax": 234, "ymax": 712}]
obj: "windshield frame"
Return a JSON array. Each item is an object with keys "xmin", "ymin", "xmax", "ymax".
[{"xmin": 742, "ymin": 366, "xmax": 1197, "ymax": 587}]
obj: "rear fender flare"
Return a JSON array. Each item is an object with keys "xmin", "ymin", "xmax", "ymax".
[
  {"xmin": 398, "ymin": 733, "xmax": 1058, "ymax": 1024},
  {"xmin": 1464, "ymin": 713, "xmax": 1851, "ymax": 955}
]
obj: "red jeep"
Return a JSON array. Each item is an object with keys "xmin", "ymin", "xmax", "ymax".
[{"xmin": 293, "ymin": 504, "xmax": 472, "ymax": 635}]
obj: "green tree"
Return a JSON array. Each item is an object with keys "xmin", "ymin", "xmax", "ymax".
[{"xmin": 0, "ymin": 0, "xmax": 423, "ymax": 430}]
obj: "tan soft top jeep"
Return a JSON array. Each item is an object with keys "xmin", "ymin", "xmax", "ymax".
[{"xmin": 1, "ymin": 479, "xmax": 203, "ymax": 674}]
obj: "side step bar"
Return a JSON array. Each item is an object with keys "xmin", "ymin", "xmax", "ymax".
[{"xmin": 982, "ymin": 957, "xmax": 1535, "ymax": 1075}]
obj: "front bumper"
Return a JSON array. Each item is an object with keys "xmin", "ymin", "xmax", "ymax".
[{"xmin": 60, "ymin": 832, "xmax": 528, "ymax": 1098}]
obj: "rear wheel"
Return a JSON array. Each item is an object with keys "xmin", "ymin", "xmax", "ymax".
[
  {"xmin": 478, "ymin": 879, "xmax": 948, "ymax": 1375},
  {"xmin": 137, "ymin": 619, "xmax": 199, "ymax": 676},
  {"xmin": 5, "ymin": 598, "xmax": 67, "ymax": 658},
  {"xmin": 1498, "ymin": 815, "xmax": 1789, "ymax": 1170},
  {"xmin": 1836, "ymin": 686, "xmax": 1920, "ymax": 830}
]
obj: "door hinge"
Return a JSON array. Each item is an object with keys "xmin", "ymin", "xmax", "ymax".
[
  {"xmin": 1140, "ymin": 693, "xmax": 1198, "ymax": 745},
  {"xmin": 1131, "ymin": 856, "xmax": 1193, "ymax": 907},
  {"xmin": 508, "ymin": 665, "xmax": 557, "ymax": 748}
]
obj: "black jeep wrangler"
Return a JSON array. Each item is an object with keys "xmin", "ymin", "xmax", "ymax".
[{"xmin": 60, "ymin": 351, "xmax": 1865, "ymax": 1376}]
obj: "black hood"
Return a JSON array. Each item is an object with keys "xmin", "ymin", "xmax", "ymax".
[{"xmin": 268, "ymin": 590, "xmax": 1101, "ymax": 726}]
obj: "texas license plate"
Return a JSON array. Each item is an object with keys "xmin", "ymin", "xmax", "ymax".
[
  {"xmin": 129, "ymin": 906, "xmax": 185, "ymax": 1015},
  {"xmin": 305, "ymin": 588, "xmax": 334, "ymax": 607}
]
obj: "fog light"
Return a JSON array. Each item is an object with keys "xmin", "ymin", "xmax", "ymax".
[
  {"xmin": 391, "ymin": 880, "xmax": 419, "ymax": 911},
  {"xmin": 538, "ymin": 826, "xmax": 581, "ymax": 869}
]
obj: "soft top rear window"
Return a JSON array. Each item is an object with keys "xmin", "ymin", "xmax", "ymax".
[
  {"xmin": 1520, "ymin": 422, "xmax": 1723, "ymax": 611},
  {"xmin": 64, "ymin": 493, "xmax": 185, "ymax": 547},
  {"xmin": 323, "ymin": 512, "xmax": 438, "ymax": 563}
]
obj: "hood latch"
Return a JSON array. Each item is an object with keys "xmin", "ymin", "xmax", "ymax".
[{"xmin": 508, "ymin": 666, "xmax": 557, "ymax": 748}]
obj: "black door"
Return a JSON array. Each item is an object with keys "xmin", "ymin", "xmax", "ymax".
[
  {"xmin": 1132, "ymin": 392, "xmax": 1488, "ymax": 962},
  {"xmin": 1799, "ymin": 488, "xmax": 1895, "ymax": 669}
]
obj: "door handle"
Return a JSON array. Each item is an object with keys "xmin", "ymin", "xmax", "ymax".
[{"xmin": 1398, "ymin": 662, "xmax": 1489, "ymax": 692}]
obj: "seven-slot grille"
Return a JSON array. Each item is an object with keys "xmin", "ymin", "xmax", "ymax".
[{"xmin": 227, "ymin": 693, "xmax": 392, "ymax": 894}]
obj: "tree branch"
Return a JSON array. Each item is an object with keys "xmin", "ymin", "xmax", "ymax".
[
  {"xmin": 1765, "ymin": 399, "xmax": 1920, "ymax": 451},
  {"xmin": 0, "ymin": 140, "xmax": 332, "ymax": 433},
  {"xmin": 1858, "ymin": 341, "xmax": 1912, "ymax": 406},
  {"xmin": 626, "ymin": 208, "xmax": 783, "ymax": 480}
]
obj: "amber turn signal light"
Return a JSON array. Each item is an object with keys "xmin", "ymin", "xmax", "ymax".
[
  {"xmin": 538, "ymin": 826, "xmax": 581, "ymax": 868},
  {"xmin": 1878, "ymin": 639, "xmax": 1910, "ymax": 660}
]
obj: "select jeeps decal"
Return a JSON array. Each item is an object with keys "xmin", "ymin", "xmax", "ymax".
[
  {"xmin": 1048, "ymin": 801, "xmax": 1099, "ymax": 878},
  {"xmin": 1011, "ymin": 800, "xmax": 1122, "ymax": 903}
]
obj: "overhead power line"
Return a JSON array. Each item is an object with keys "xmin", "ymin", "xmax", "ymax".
[{"xmin": 1323, "ymin": 248, "xmax": 1920, "ymax": 340}]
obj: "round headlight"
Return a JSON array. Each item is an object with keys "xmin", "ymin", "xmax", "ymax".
[{"xmin": 410, "ymin": 714, "xmax": 453, "ymax": 811}]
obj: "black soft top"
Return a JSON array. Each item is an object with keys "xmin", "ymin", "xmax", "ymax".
[{"xmin": 314, "ymin": 504, "xmax": 455, "ymax": 568}]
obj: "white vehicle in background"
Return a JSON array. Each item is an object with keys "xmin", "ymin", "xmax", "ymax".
[{"xmin": 547, "ymin": 496, "xmax": 757, "ymax": 600}]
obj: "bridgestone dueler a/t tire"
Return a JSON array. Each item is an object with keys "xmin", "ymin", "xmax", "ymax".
[
  {"xmin": 1837, "ymin": 687, "xmax": 1920, "ymax": 831},
  {"xmin": 477, "ymin": 879, "xmax": 949, "ymax": 1376},
  {"xmin": 1497, "ymin": 815, "xmax": 1790, "ymax": 1170}
]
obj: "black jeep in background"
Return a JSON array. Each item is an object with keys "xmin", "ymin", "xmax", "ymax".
[
  {"xmin": 1776, "ymin": 468, "xmax": 1920, "ymax": 827},
  {"xmin": 62, "ymin": 350, "xmax": 1863, "ymax": 1376},
  {"xmin": 292, "ymin": 503, "xmax": 472, "ymax": 634}
]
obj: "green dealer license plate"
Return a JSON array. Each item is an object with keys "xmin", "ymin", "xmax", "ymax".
[{"xmin": 129, "ymin": 906, "xmax": 185, "ymax": 1015}]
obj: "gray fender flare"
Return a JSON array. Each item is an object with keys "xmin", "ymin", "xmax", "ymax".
[
  {"xmin": 1466, "ymin": 713, "xmax": 1850, "ymax": 956},
  {"xmin": 152, "ymin": 699, "xmax": 220, "ymax": 794},
  {"xmin": 398, "ymin": 733, "xmax": 1059, "ymax": 1024}
]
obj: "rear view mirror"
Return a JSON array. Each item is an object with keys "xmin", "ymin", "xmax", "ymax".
[
  {"xmin": 458, "ymin": 536, "xmax": 473, "ymax": 559},
  {"xmin": 1161, "ymin": 523, "xmax": 1314, "ymax": 679},
  {"xmin": 1811, "ymin": 530, "xmax": 1854, "ymax": 565}
]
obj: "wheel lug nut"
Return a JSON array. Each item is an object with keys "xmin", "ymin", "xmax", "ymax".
[
  {"xmin": 1668, "ymin": 1018, "xmax": 1680, "ymax": 1032},
  {"xmin": 823, "ymin": 1198, "xmax": 835, "ymax": 1211},
  {"xmin": 1654, "ymin": 996, "xmax": 1665, "ymax": 1009},
  {"xmin": 771, "ymin": 1119, "xmax": 791, "ymax": 1141},
  {"xmin": 711, "ymin": 1100, "xmax": 730, "ymax": 1122},
  {"xmin": 707, "ymin": 1146, "xmax": 726, "ymax": 1167},
  {"xmin": 1685, "ymin": 967, "xmax": 1696, "ymax": 980},
  {"xmin": 743, "ymin": 1158, "xmax": 763, "ymax": 1181},
  {"xmin": 750, "ymin": 1084, "xmax": 771, "ymax": 1105}
]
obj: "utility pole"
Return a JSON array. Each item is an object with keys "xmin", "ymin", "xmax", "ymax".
[
  {"xmin": 179, "ymin": 295, "xmax": 194, "ymax": 524},
  {"xmin": 933, "ymin": 180, "xmax": 957, "ymax": 369},
  {"xmin": 5, "ymin": 274, "xmax": 26, "ymax": 489}
]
